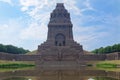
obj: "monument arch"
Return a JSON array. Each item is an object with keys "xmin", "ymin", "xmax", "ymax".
[{"xmin": 55, "ymin": 33, "xmax": 66, "ymax": 46}]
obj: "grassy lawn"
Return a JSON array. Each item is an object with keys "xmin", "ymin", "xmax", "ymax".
[
  {"xmin": 97, "ymin": 60, "xmax": 120, "ymax": 65},
  {"xmin": 96, "ymin": 63, "xmax": 117, "ymax": 68},
  {"xmin": 0, "ymin": 60, "xmax": 120, "ymax": 72},
  {"xmin": 26, "ymin": 50, "xmax": 37, "ymax": 55},
  {"xmin": 3, "ymin": 77, "xmax": 37, "ymax": 80},
  {"xmin": 0, "ymin": 60, "xmax": 35, "ymax": 72},
  {"xmin": 0, "ymin": 63, "xmax": 35, "ymax": 69},
  {"xmin": 0, "ymin": 60, "xmax": 34, "ymax": 64},
  {"xmin": 87, "ymin": 60, "xmax": 120, "ymax": 72},
  {"xmin": 87, "ymin": 60, "xmax": 120, "ymax": 66}
]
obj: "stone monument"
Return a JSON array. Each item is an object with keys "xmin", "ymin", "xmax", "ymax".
[{"xmin": 37, "ymin": 3, "xmax": 84, "ymax": 62}]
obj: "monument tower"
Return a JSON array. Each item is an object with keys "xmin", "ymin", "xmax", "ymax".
[{"xmin": 37, "ymin": 3, "xmax": 84, "ymax": 61}]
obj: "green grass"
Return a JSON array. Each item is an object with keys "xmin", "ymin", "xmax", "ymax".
[
  {"xmin": 26, "ymin": 50, "xmax": 37, "ymax": 55},
  {"xmin": 87, "ymin": 60, "xmax": 120, "ymax": 72},
  {"xmin": 4, "ymin": 77, "xmax": 37, "ymax": 80},
  {"xmin": 0, "ymin": 60, "xmax": 35, "ymax": 72},
  {"xmin": 98, "ymin": 60, "xmax": 120, "ymax": 65},
  {"xmin": 3, "ymin": 77, "xmax": 28, "ymax": 80},
  {"xmin": 26, "ymin": 50, "xmax": 93, "ymax": 55},
  {"xmin": 87, "ymin": 60, "xmax": 120, "ymax": 66},
  {"xmin": 0, "ymin": 67, "xmax": 35, "ymax": 72},
  {"xmin": 96, "ymin": 63, "xmax": 117, "ymax": 68},
  {"xmin": 0, "ymin": 60, "xmax": 35, "ymax": 64},
  {"xmin": 0, "ymin": 63, "xmax": 35, "ymax": 69}
]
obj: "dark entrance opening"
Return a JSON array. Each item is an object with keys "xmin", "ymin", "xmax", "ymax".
[{"xmin": 55, "ymin": 33, "xmax": 65, "ymax": 46}]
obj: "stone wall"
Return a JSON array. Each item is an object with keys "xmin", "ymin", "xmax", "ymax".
[
  {"xmin": 79, "ymin": 54, "xmax": 106, "ymax": 61},
  {"xmin": 106, "ymin": 52, "xmax": 120, "ymax": 60},
  {"xmin": 0, "ymin": 52, "xmax": 39, "ymax": 61},
  {"xmin": 0, "ymin": 52, "xmax": 119, "ymax": 61}
]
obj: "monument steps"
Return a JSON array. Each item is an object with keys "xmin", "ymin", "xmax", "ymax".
[{"xmin": 36, "ymin": 61, "xmax": 86, "ymax": 68}]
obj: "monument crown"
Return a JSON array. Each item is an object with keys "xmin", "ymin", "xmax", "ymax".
[
  {"xmin": 56, "ymin": 3, "xmax": 65, "ymax": 8},
  {"xmin": 49, "ymin": 3, "xmax": 71, "ymax": 24}
]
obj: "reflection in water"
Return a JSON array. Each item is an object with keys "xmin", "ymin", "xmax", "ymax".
[
  {"xmin": 94, "ymin": 77, "xmax": 119, "ymax": 80},
  {"xmin": 88, "ymin": 78, "xmax": 95, "ymax": 80},
  {"xmin": 0, "ymin": 68, "xmax": 120, "ymax": 80},
  {"xmin": 3, "ymin": 77, "xmax": 28, "ymax": 80},
  {"xmin": 3, "ymin": 77, "xmax": 119, "ymax": 80}
]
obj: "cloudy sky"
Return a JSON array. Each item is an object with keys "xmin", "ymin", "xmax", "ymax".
[{"xmin": 0, "ymin": 0, "xmax": 120, "ymax": 51}]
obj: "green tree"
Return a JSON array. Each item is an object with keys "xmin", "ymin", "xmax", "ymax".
[
  {"xmin": 104, "ymin": 46, "xmax": 112, "ymax": 53},
  {"xmin": 117, "ymin": 44, "xmax": 120, "ymax": 52},
  {"xmin": 0, "ymin": 44, "xmax": 7, "ymax": 52},
  {"xmin": 98, "ymin": 47, "xmax": 104, "ymax": 54},
  {"xmin": 0, "ymin": 44, "xmax": 30, "ymax": 54},
  {"xmin": 92, "ymin": 49, "xmax": 98, "ymax": 54},
  {"xmin": 111, "ymin": 44, "xmax": 117, "ymax": 52},
  {"xmin": 92, "ymin": 43, "xmax": 120, "ymax": 54}
]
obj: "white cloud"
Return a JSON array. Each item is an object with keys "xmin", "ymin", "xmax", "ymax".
[
  {"xmin": 2, "ymin": 0, "xmax": 118, "ymax": 51},
  {"xmin": 2, "ymin": 0, "xmax": 92, "ymax": 51},
  {"xmin": 73, "ymin": 13, "xmax": 120, "ymax": 50},
  {"xmin": 81, "ymin": 0, "xmax": 95, "ymax": 12},
  {"xmin": 18, "ymin": 0, "xmax": 101, "ymax": 50},
  {"xmin": 20, "ymin": 22, "xmax": 47, "ymax": 40},
  {"xmin": 0, "ymin": 0, "xmax": 13, "ymax": 5},
  {"xmin": 73, "ymin": 25, "xmax": 109, "ymax": 50},
  {"xmin": 0, "ymin": 24, "xmax": 8, "ymax": 31},
  {"xmin": 0, "ymin": 18, "xmax": 23, "ymax": 45},
  {"xmin": 0, "ymin": 18, "xmax": 40, "ymax": 50},
  {"xmin": 19, "ymin": 0, "xmax": 94, "ymax": 40},
  {"xmin": 19, "ymin": 0, "xmax": 84, "ymax": 19}
]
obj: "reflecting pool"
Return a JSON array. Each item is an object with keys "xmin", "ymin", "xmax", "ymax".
[{"xmin": 0, "ymin": 67, "xmax": 120, "ymax": 80}]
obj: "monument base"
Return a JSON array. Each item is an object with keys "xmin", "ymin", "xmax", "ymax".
[
  {"xmin": 37, "ymin": 44, "xmax": 84, "ymax": 61},
  {"xmin": 36, "ymin": 60, "xmax": 87, "ymax": 68}
]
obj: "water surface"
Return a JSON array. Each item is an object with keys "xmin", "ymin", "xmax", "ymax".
[{"xmin": 0, "ymin": 67, "xmax": 119, "ymax": 80}]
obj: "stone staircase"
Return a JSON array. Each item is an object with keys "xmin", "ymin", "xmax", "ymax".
[
  {"xmin": 36, "ymin": 60, "xmax": 86, "ymax": 68},
  {"xmin": 37, "ymin": 44, "xmax": 83, "ymax": 61}
]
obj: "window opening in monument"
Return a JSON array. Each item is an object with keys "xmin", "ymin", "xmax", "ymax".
[{"xmin": 55, "ymin": 34, "xmax": 65, "ymax": 46}]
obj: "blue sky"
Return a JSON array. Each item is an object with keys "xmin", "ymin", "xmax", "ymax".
[{"xmin": 0, "ymin": 0, "xmax": 120, "ymax": 51}]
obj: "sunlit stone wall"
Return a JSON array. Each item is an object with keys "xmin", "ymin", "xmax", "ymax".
[{"xmin": 0, "ymin": 52, "xmax": 119, "ymax": 61}]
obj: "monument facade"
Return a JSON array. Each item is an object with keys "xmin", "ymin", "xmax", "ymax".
[{"xmin": 37, "ymin": 3, "xmax": 84, "ymax": 61}]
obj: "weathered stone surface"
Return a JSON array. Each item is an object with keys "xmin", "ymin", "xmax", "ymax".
[
  {"xmin": 0, "ymin": 52, "xmax": 119, "ymax": 62},
  {"xmin": 106, "ymin": 52, "xmax": 120, "ymax": 60}
]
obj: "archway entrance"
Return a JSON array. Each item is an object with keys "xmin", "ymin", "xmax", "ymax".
[{"xmin": 55, "ymin": 33, "xmax": 65, "ymax": 46}]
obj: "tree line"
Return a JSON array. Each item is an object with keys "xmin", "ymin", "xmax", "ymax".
[
  {"xmin": 92, "ymin": 43, "xmax": 120, "ymax": 54},
  {"xmin": 0, "ymin": 44, "xmax": 30, "ymax": 54}
]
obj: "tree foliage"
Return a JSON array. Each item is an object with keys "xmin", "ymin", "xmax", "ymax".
[
  {"xmin": 92, "ymin": 43, "xmax": 120, "ymax": 54},
  {"xmin": 0, "ymin": 44, "xmax": 30, "ymax": 54}
]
